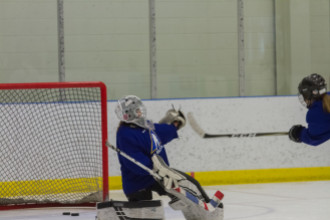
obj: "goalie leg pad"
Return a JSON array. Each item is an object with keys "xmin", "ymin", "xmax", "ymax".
[
  {"xmin": 152, "ymin": 154, "xmax": 224, "ymax": 220},
  {"xmin": 166, "ymin": 188, "xmax": 224, "ymax": 220},
  {"xmin": 209, "ymin": 190, "xmax": 224, "ymax": 208},
  {"xmin": 177, "ymin": 178, "xmax": 205, "ymax": 202},
  {"xmin": 181, "ymin": 205, "xmax": 224, "ymax": 220},
  {"xmin": 168, "ymin": 197, "xmax": 188, "ymax": 210},
  {"xmin": 152, "ymin": 155, "xmax": 205, "ymax": 201},
  {"xmin": 96, "ymin": 200, "xmax": 164, "ymax": 220}
]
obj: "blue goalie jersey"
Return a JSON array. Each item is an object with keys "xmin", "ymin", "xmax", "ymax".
[{"xmin": 116, "ymin": 123, "xmax": 178, "ymax": 195}]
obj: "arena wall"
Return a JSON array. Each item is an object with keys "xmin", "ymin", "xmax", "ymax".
[{"xmin": 107, "ymin": 96, "xmax": 330, "ymax": 189}]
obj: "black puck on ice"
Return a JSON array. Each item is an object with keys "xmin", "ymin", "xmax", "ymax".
[
  {"xmin": 62, "ymin": 212, "xmax": 71, "ymax": 215},
  {"xmin": 71, "ymin": 213, "xmax": 80, "ymax": 216}
]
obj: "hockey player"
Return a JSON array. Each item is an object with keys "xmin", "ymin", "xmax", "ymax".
[
  {"xmin": 114, "ymin": 95, "xmax": 224, "ymax": 220},
  {"xmin": 115, "ymin": 95, "xmax": 188, "ymax": 201},
  {"xmin": 289, "ymin": 73, "xmax": 330, "ymax": 146}
]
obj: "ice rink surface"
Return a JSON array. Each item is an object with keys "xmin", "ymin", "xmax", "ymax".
[{"xmin": 1, "ymin": 181, "xmax": 330, "ymax": 220}]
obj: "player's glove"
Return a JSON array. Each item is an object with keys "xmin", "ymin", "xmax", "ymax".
[
  {"xmin": 159, "ymin": 107, "xmax": 186, "ymax": 130},
  {"xmin": 288, "ymin": 125, "xmax": 304, "ymax": 143}
]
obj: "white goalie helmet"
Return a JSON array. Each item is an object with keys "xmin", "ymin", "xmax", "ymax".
[{"xmin": 115, "ymin": 95, "xmax": 148, "ymax": 128}]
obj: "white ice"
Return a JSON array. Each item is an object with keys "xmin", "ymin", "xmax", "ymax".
[{"xmin": 1, "ymin": 181, "xmax": 330, "ymax": 220}]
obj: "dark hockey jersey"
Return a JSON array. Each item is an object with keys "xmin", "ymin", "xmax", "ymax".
[
  {"xmin": 116, "ymin": 122, "xmax": 178, "ymax": 195},
  {"xmin": 300, "ymin": 99, "xmax": 330, "ymax": 146}
]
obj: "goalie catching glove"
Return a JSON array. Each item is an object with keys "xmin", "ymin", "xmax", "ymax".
[{"xmin": 159, "ymin": 107, "xmax": 186, "ymax": 130}]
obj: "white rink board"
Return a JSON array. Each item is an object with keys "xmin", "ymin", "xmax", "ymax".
[{"xmin": 107, "ymin": 96, "xmax": 330, "ymax": 176}]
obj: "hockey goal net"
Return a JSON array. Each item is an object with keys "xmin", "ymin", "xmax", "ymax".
[{"xmin": 0, "ymin": 82, "xmax": 108, "ymax": 210}]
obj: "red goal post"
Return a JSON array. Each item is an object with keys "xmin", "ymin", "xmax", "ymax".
[{"xmin": 0, "ymin": 81, "xmax": 109, "ymax": 210}]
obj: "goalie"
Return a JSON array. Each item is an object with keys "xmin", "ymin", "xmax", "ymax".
[{"xmin": 114, "ymin": 95, "xmax": 224, "ymax": 220}]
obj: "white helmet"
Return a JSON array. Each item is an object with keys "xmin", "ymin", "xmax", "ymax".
[{"xmin": 115, "ymin": 95, "xmax": 148, "ymax": 128}]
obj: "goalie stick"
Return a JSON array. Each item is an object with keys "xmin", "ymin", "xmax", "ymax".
[
  {"xmin": 106, "ymin": 142, "xmax": 161, "ymax": 180},
  {"xmin": 187, "ymin": 112, "xmax": 288, "ymax": 138},
  {"xmin": 105, "ymin": 141, "xmax": 223, "ymax": 211}
]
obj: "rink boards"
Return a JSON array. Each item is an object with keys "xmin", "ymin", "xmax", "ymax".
[{"xmin": 107, "ymin": 95, "xmax": 330, "ymax": 188}]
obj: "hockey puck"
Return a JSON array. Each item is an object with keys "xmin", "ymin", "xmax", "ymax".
[
  {"xmin": 71, "ymin": 213, "xmax": 79, "ymax": 216},
  {"xmin": 62, "ymin": 212, "xmax": 71, "ymax": 215}
]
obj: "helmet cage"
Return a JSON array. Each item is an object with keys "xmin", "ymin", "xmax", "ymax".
[{"xmin": 115, "ymin": 95, "xmax": 147, "ymax": 126}]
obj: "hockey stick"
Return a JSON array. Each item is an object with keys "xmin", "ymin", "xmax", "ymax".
[
  {"xmin": 105, "ymin": 141, "xmax": 222, "ymax": 211},
  {"xmin": 187, "ymin": 112, "xmax": 288, "ymax": 138},
  {"xmin": 106, "ymin": 141, "xmax": 161, "ymax": 180}
]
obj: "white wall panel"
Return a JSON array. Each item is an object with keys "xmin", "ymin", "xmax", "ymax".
[{"xmin": 107, "ymin": 96, "xmax": 330, "ymax": 176}]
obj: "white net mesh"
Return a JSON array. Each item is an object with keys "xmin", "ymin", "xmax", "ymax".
[{"xmin": 0, "ymin": 84, "xmax": 107, "ymax": 208}]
